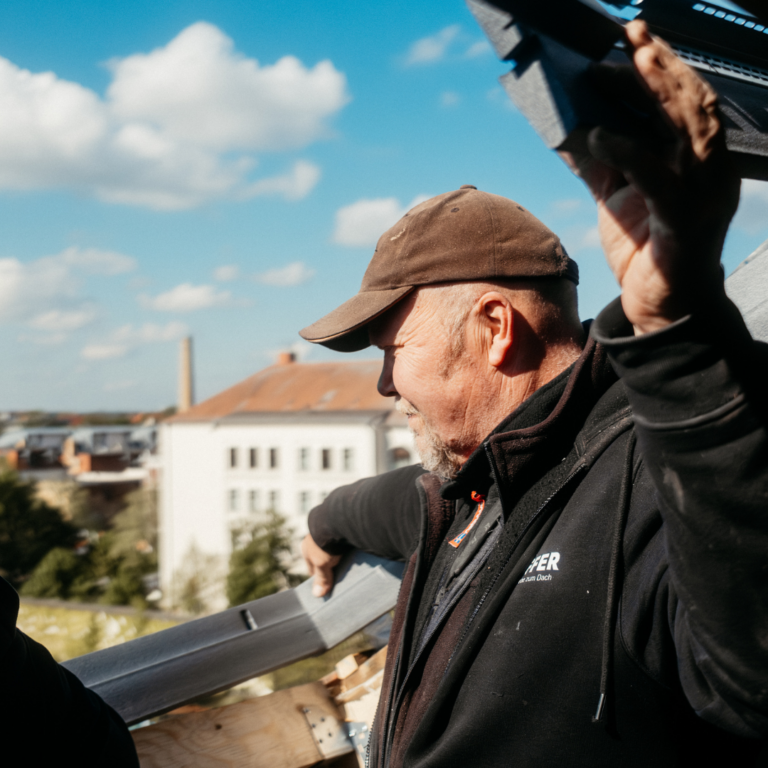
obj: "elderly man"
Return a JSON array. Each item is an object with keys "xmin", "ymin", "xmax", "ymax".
[{"xmin": 300, "ymin": 21, "xmax": 768, "ymax": 767}]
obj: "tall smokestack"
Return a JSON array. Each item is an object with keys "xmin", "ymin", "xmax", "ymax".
[{"xmin": 178, "ymin": 337, "xmax": 194, "ymax": 413}]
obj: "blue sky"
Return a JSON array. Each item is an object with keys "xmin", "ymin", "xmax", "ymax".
[{"xmin": 0, "ymin": 0, "xmax": 766, "ymax": 411}]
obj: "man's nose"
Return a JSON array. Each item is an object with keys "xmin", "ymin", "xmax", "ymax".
[{"xmin": 377, "ymin": 357, "xmax": 397, "ymax": 397}]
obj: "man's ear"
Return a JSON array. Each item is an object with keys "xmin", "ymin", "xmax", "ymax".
[{"xmin": 476, "ymin": 293, "xmax": 514, "ymax": 368}]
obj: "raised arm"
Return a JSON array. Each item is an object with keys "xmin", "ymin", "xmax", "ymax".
[
  {"xmin": 560, "ymin": 20, "xmax": 740, "ymax": 335},
  {"xmin": 567, "ymin": 20, "xmax": 768, "ymax": 735}
]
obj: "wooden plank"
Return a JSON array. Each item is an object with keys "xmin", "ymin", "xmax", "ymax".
[
  {"xmin": 338, "ymin": 647, "xmax": 388, "ymax": 693},
  {"xmin": 335, "ymin": 655, "xmax": 360, "ymax": 681},
  {"xmin": 335, "ymin": 670, "xmax": 384, "ymax": 706},
  {"xmin": 340, "ymin": 687, "xmax": 381, "ymax": 729},
  {"xmin": 133, "ymin": 682, "xmax": 351, "ymax": 768}
]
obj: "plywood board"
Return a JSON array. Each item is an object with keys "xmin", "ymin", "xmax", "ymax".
[
  {"xmin": 338, "ymin": 647, "xmax": 387, "ymax": 694},
  {"xmin": 133, "ymin": 682, "xmax": 350, "ymax": 768}
]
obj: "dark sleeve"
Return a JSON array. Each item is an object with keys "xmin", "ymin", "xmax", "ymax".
[
  {"xmin": 592, "ymin": 295, "xmax": 768, "ymax": 738},
  {"xmin": 0, "ymin": 578, "xmax": 139, "ymax": 767},
  {"xmin": 308, "ymin": 463, "xmax": 427, "ymax": 561}
]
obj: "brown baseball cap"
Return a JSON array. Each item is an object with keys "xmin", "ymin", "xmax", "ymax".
[{"xmin": 300, "ymin": 185, "xmax": 578, "ymax": 352}]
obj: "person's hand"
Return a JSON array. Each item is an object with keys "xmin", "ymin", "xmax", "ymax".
[
  {"xmin": 560, "ymin": 20, "xmax": 740, "ymax": 335},
  {"xmin": 301, "ymin": 534, "xmax": 341, "ymax": 597}
]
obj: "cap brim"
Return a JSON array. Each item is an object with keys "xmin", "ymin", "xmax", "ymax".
[{"xmin": 299, "ymin": 285, "xmax": 415, "ymax": 352}]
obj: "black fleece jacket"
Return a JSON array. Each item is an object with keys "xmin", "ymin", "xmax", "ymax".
[
  {"xmin": 309, "ymin": 295, "xmax": 768, "ymax": 767},
  {"xmin": 0, "ymin": 577, "xmax": 139, "ymax": 767}
]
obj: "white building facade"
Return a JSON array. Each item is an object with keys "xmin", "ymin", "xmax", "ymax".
[{"xmin": 159, "ymin": 358, "xmax": 415, "ymax": 609}]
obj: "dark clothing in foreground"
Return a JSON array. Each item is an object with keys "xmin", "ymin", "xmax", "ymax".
[
  {"xmin": 309, "ymin": 296, "xmax": 768, "ymax": 767},
  {"xmin": 0, "ymin": 576, "xmax": 139, "ymax": 767}
]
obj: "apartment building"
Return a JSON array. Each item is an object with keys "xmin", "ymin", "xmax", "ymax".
[{"xmin": 159, "ymin": 353, "xmax": 415, "ymax": 608}]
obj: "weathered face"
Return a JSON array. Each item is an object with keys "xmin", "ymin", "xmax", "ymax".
[{"xmin": 369, "ymin": 290, "xmax": 478, "ymax": 478}]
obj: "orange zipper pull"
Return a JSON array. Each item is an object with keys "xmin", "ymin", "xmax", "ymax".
[{"xmin": 449, "ymin": 491, "xmax": 486, "ymax": 548}]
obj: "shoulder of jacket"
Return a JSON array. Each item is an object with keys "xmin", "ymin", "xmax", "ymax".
[{"xmin": 575, "ymin": 380, "xmax": 634, "ymax": 464}]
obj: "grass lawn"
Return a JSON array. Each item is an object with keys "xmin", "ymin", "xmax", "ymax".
[{"xmin": 17, "ymin": 603, "xmax": 179, "ymax": 662}]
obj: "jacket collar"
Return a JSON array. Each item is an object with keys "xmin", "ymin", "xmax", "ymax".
[{"xmin": 440, "ymin": 326, "xmax": 619, "ymax": 506}]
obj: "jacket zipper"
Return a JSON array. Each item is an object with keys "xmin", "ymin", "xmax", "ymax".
[
  {"xmin": 375, "ymin": 482, "xmax": 435, "ymax": 768},
  {"xmin": 379, "ymin": 564, "xmax": 485, "ymax": 768},
  {"xmin": 379, "ymin": 489, "xmax": 498, "ymax": 767},
  {"xmin": 446, "ymin": 462, "xmax": 587, "ymax": 671}
]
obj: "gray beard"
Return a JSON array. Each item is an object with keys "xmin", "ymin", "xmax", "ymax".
[{"xmin": 396, "ymin": 398, "xmax": 463, "ymax": 480}]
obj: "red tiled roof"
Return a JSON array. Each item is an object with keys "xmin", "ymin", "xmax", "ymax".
[{"xmin": 168, "ymin": 360, "xmax": 394, "ymax": 422}]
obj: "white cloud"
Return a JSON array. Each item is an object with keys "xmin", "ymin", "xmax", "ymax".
[
  {"xmin": 29, "ymin": 308, "xmax": 97, "ymax": 331},
  {"xmin": 242, "ymin": 159, "xmax": 320, "ymax": 201},
  {"xmin": 108, "ymin": 24, "xmax": 348, "ymax": 151},
  {"xmin": 333, "ymin": 195, "xmax": 430, "ymax": 247},
  {"xmin": 81, "ymin": 343, "xmax": 129, "ymax": 360},
  {"xmin": 214, "ymin": 264, "xmax": 240, "ymax": 282},
  {"xmin": 114, "ymin": 321, "xmax": 188, "ymax": 343},
  {"xmin": 733, "ymin": 179, "xmax": 768, "ymax": 235},
  {"xmin": 0, "ymin": 22, "xmax": 348, "ymax": 209},
  {"xmin": 82, "ymin": 321, "xmax": 187, "ymax": 360},
  {"xmin": 464, "ymin": 40, "xmax": 492, "ymax": 59},
  {"xmin": 0, "ymin": 247, "xmax": 132, "ymax": 332},
  {"xmin": 255, "ymin": 261, "xmax": 316, "ymax": 287},
  {"xmin": 440, "ymin": 91, "xmax": 461, "ymax": 108},
  {"xmin": 58, "ymin": 246, "xmax": 137, "ymax": 274},
  {"xmin": 563, "ymin": 224, "xmax": 602, "ymax": 253},
  {"xmin": 17, "ymin": 331, "xmax": 69, "ymax": 346},
  {"xmin": 0, "ymin": 257, "xmax": 71, "ymax": 324},
  {"xmin": 404, "ymin": 25, "xmax": 460, "ymax": 66},
  {"xmin": 140, "ymin": 283, "xmax": 232, "ymax": 312}
]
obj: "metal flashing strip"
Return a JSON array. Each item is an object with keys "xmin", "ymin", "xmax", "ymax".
[{"xmin": 62, "ymin": 551, "xmax": 403, "ymax": 724}]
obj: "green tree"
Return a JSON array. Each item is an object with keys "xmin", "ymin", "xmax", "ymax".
[
  {"xmin": 226, "ymin": 511, "xmax": 301, "ymax": 607},
  {"xmin": 65, "ymin": 481, "xmax": 100, "ymax": 531},
  {"xmin": 0, "ymin": 466, "xmax": 75, "ymax": 586},
  {"xmin": 19, "ymin": 547, "xmax": 89, "ymax": 599},
  {"xmin": 171, "ymin": 543, "xmax": 223, "ymax": 615},
  {"xmin": 100, "ymin": 546, "xmax": 154, "ymax": 608},
  {"xmin": 100, "ymin": 489, "xmax": 158, "ymax": 608},
  {"xmin": 109, "ymin": 488, "xmax": 158, "ymax": 557},
  {"xmin": 21, "ymin": 489, "xmax": 158, "ymax": 607}
]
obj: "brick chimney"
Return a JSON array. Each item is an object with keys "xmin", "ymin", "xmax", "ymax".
[{"xmin": 277, "ymin": 351, "xmax": 297, "ymax": 365}]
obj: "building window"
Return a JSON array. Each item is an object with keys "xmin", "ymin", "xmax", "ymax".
[
  {"xmin": 300, "ymin": 491, "xmax": 312, "ymax": 515},
  {"xmin": 249, "ymin": 489, "xmax": 259, "ymax": 513},
  {"xmin": 228, "ymin": 488, "xmax": 239, "ymax": 512},
  {"xmin": 299, "ymin": 447, "xmax": 310, "ymax": 471},
  {"xmin": 343, "ymin": 448, "xmax": 354, "ymax": 471},
  {"xmin": 321, "ymin": 448, "xmax": 332, "ymax": 470},
  {"xmin": 229, "ymin": 447, "xmax": 238, "ymax": 469},
  {"xmin": 319, "ymin": 491, "xmax": 329, "ymax": 503},
  {"xmin": 268, "ymin": 490, "xmax": 279, "ymax": 511},
  {"xmin": 249, "ymin": 448, "xmax": 258, "ymax": 468},
  {"xmin": 269, "ymin": 447, "xmax": 279, "ymax": 469}
]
